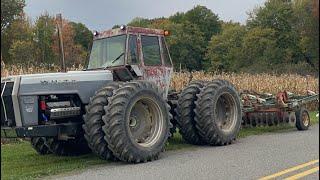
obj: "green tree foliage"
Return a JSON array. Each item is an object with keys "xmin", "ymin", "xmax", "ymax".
[
  {"xmin": 1, "ymin": 1, "xmax": 318, "ymax": 74},
  {"xmin": 205, "ymin": 23, "xmax": 246, "ymax": 72},
  {"xmin": 1, "ymin": 0, "xmax": 25, "ymax": 32},
  {"xmin": 33, "ymin": 13, "xmax": 56, "ymax": 64},
  {"xmin": 183, "ymin": 5, "xmax": 221, "ymax": 42},
  {"xmin": 247, "ymin": 0, "xmax": 302, "ymax": 64},
  {"xmin": 167, "ymin": 22, "xmax": 206, "ymax": 71},
  {"xmin": 127, "ymin": 17, "xmax": 151, "ymax": 27},
  {"xmin": 9, "ymin": 40, "xmax": 35, "ymax": 64},
  {"xmin": 70, "ymin": 22, "xmax": 93, "ymax": 51},
  {"xmin": 1, "ymin": 13, "xmax": 34, "ymax": 63},
  {"xmin": 292, "ymin": 0, "xmax": 319, "ymax": 69},
  {"xmin": 241, "ymin": 27, "xmax": 281, "ymax": 72},
  {"xmin": 127, "ymin": 6, "xmax": 221, "ymax": 71},
  {"xmin": 205, "ymin": 0, "xmax": 318, "ymax": 74}
]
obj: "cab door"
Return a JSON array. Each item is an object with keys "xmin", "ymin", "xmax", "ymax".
[{"xmin": 137, "ymin": 34, "xmax": 173, "ymax": 98}]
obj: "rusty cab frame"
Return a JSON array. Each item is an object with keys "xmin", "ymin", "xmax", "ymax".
[{"xmin": 87, "ymin": 26, "xmax": 174, "ymax": 98}]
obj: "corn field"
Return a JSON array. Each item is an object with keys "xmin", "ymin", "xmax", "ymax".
[
  {"xmin": 172, "ymin": 71, "xmax": 319, "ymax": 95},
  {"xmin": 1, "ymin": 63, "xmax": 318, "ymax": 95}
]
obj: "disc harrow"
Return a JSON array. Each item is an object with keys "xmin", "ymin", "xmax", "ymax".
[{"xmin": 241, "ymin": 90, "xmax": 318, "ymax": 128}]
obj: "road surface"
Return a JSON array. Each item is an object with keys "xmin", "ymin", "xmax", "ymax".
[{"xmin": 51, "ymin": 125, "xmax": 319, "ymax": 180}]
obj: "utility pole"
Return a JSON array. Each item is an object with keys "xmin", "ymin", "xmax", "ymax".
[{"xmin": 56, "ymin": 13, "xmax": 66, "ymax": 72}]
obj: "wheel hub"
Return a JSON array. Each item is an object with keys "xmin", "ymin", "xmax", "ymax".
[
  {"xmin": 215, "ymin": 92, "xmax": 237, "ymax": 133},
  {"xmin": 302, "ymin": 111, "xmax": 309, "ymax": 127},
  {"xmin": 128, "ymin": 97, "xmax": 163, "ymax": 148}
]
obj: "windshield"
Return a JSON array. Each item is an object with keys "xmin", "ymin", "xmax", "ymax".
[{"xmin": 87, "ymin": 35, "xmax": 126, "ymax": 69}]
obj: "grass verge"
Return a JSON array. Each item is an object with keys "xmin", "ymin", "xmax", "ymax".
[{"xmin": 1, "ymin": 111, "xmax": 318, "ymax": 180}]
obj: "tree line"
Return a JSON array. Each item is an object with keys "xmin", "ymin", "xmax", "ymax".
[
  {"xmin": 1, "ymin": 0, "xmax": 93, "ymax": 67},
  {"xmin": 1, "ymin": 0, "xmax": 319, "ymax": 74}
]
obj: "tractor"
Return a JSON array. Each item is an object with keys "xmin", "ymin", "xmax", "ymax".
[{"xmin": 1, "ymin": 26, "xmax": 242, "ymax": 163}]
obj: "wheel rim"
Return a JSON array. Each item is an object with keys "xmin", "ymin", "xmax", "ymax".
[
  {"xmin": 302, "ymin": 111, "xmax": 309, "ymax": 127},
  {"xmin": 215, "ymin": 92, "xmax": 238, "ymax": 133},
  {"xmin": 128, "ymin": 97, "xmax": 164, "ymax": 148}
]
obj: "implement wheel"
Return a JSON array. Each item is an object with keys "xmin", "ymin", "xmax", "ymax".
[{"xmin": 295, "ymin": 108, "xmax": 310, "ymax": 131}]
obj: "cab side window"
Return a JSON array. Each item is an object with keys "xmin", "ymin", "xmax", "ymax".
[
  {"xmin": 127, "ymin": 35, "xmax": 139, "ymax": 64},
  {"xmin": 141, "ymin": 35, "xmax": 161, "ymax": 66},
  {"xmin": 161, "ymin": 37, "xmax": 172, "ymax": 66}
]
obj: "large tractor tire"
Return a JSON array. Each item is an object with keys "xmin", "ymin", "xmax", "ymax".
[
  {"xmin": 168, "ymin": 100, "xmax": 178, "ymax": 138},
  {"xmin": 176, "ymin": 81, "xmax": 207, "ymax": 145},
  {"xmin": 195, "ymin": 79, "xmax": 242, "ymax": 145},
  {"xmin": 30, "ymin": 137, "xmax": 51, "ymax": 155},
  {"xmin": 295, "ymin": 107, "xmax": 310, "ymax": 131},
  {"xmin": 82, "ymin": 82, "xmax": 122, "ymax": 160},
  {"xmin": 47, "ymin": 135, "xmax": 91, "ymax": 156},
  {"xmin": 102, "ymin": 81, "xmax": 171, "ymax": 163}
]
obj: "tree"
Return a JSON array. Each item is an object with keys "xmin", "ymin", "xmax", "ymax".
[
  {"xmin": 205, "ymin": 23, "xmax": 246, "ymax": 72},
  {"xmin": 293, "ymin": 0, "xmax": 319, "ymax": 69},
  {"xmin": 247, "ymin": 0, "xmax": 302, "ymax": 64},
  {"xmin": 1, "ymin": 0, "xmax": 25, "ymax": 32},
  {"xmin": 1, "ymin": 13, "xmax": 34, "ymax": 64},
  {"xmin": 52, "ymin": 19, "xmax": 87, "ymax": 66},
  {"xmin": 70, "ymin": 22, "xmax": 93, "ymax": 52},
  {"xmin": 241, "ymin": 27, "xmax": 281, "ymax": 72},
  {"xmin": 166, "ymin": 21, "xmax": 206, "ymax": 71},
  {"xmin": 127, "ymin": 17, "xmax": 151, "ymax": 27},
  {"xmin": 183, "ymin": 5, "xmax": 222, "ymax": 42},
  {"xmin": 9, "ymin": 40, "xmax": 35, "ymax": 64},
  {"xmin": 169, "ymin": 12, "xmax": 185, "ymax": 24},
  {"xmin": 34, "ymin": 13, "xmax": 56, "ymax": 64}
]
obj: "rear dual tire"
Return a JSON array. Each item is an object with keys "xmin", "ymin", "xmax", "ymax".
[
  {"xmin": 176, "ymin": 81, "xmax": 207, "ymax": 145},
  {"xmin": 195, "ymin": 80, "xmax": 242, "ymax": 145},
  {"xmin": 177, "ymin": 80, "xmax": 242, "ymax": 146}
]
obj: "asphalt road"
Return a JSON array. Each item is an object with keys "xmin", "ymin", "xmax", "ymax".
[{"xmin": 52, "ymin": 125, "xmax": 319, "ymax": 180}]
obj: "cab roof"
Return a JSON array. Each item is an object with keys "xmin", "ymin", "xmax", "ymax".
[{"xmin": 93, "ymin": 26, "xmax": 165, "ymax": 40}]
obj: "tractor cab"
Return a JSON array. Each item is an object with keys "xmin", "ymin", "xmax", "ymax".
[{"xmin": 87, "ymin": 26, "xmax": 173, "ymax": 96}]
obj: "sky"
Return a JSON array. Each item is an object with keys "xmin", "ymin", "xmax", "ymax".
[{"xmin": 24, "ymin": 0, "xmax": 266, "ymax": 31}]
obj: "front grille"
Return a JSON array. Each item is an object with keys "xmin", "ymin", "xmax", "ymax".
[{"xmin": 1, "ymin": 82, "xmax": 16, "ymax": 127}]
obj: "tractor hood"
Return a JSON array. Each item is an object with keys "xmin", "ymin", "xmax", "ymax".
[
  {"xmin": 1, "ymin": 70, "xmax": 113, "ymax": 104},
  {"xmin": 18, "ymin": 70, "xmax": 112, "ymax": 84}
]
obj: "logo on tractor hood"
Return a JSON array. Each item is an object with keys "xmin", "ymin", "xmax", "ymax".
[{"xmin": 40, "ymin": 79, "xmax": 77, "ymax": 86}]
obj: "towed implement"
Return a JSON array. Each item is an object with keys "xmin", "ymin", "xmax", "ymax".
[
  {"xmin": 1, "ymin": 26, "xmax": 317, "ymax": 164},
  {"xmin": 241, "ymin": 90, "xmax": 318, "ymax": 130}
]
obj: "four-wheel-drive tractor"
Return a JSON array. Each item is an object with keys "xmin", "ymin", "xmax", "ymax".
[{"xmin": 1, "ymin": 26, "xmax": 244, "ymax": 163}]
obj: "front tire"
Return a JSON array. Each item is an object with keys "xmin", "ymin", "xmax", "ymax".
[
  {"xmin": 102, "ymin": 81, "xmax": 171, "ymax": 163},
  {"xmin": 30, "ymin": 137, "xmax": 51, "ymax": 155},
  {"xmin": 82, "ymin": 82, "xmax": 122, "ymax": 160},
  {"xmin": 47, "ymin": 135, "xmax": 91, "ymax": 156}
]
